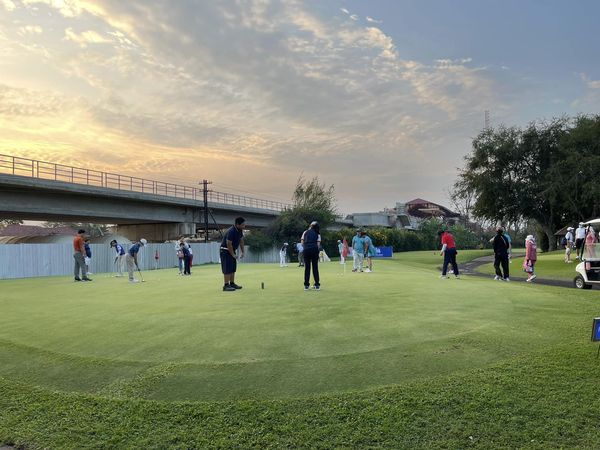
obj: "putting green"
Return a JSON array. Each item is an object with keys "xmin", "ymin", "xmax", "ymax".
[{"xmin": 0, "ymin": 251, "xmax": 590, "ymax": 401}]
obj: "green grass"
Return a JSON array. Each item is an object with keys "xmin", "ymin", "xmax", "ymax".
[
  {"xmin": 1, "ymin": 250, "xmax": 600, "ymax": 449},
  {"xmin": 476, "ymin": 249, "xmax": 580, "ymax": 281}
]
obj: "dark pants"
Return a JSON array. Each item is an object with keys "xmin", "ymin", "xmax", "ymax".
[
  {"xmin": 576, "ymin": 238, "xmax": 584, "ymax": 258},
  {"xmin": 442, "ymin": 247, "xmax": 459, "ymax": 276},
  {"xmin": 494, "ymin": 253, "xmax": 509, "ymax": 279},
  {"xmin": 220, "ymin": 250, "xmax": 237, "ymax": 275},
  {"xmin": 183, "ymin": 255, "xmax": 191, "ymax": 274},
  {"xmin": 303, "ymin": 248, "xmax": 320, "ymax": 287}
]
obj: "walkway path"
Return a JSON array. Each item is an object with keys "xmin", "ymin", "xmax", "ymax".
[{"xmin": 458, "ymin": 254, "xmax": 575, "ymax": 289}]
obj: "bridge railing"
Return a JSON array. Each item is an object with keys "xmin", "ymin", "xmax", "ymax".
[{"xmin": 0, "ymin": 153, "xmax": 291, "ymax": 212}]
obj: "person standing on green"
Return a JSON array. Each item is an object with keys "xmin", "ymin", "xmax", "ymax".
[
  {"xmin": 352, "ymin": 229, "xmax": 365, "ymax": 272},
  {"xmin": 220, "ymin": 217, "xmax": 245, "ymax": 291},
  {"xmin": 73, "ymin": 229, "xmax": 91, "ymax": 282},
  {"xmin": 301, "ymin": 221, "xmax": 321, "ymax": 290},
  {"xmin": 361, "ymin": 230, "xmax": 376, "ymax": 272}
]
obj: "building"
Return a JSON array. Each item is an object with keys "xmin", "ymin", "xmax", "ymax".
[{"xmin": 349, "ymin": 199, "xmax": 460, "ymax": 229}]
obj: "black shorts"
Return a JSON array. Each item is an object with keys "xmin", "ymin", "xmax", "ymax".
[
  {"xmin": 576, "ymin": 238, "xmax": 584, "ymax": 250},
  {"xmin": 221, "ymin": 250, "xmax": 237, "ymax": 275}
]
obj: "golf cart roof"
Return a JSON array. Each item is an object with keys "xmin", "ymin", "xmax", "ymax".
[{"xmin": 583, "ymin": 219, "xmax": 600, "ymax": 226}]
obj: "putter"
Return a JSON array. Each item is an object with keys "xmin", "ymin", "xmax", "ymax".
[{"xmin": 137, "ymin": 265, "xmax": 145, "ymax": 282}]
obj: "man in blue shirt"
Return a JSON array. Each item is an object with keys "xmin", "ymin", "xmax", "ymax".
[
  {"xmin": 362, "ymin": 231, "xmax": 376, "ymax": 272},
  {"xmin": 110, "ymin": 239, "xmax": 126, "ymax": 277},
  {"xmin": 220, "ymin": 217, "xmax": 245, "ymax": 291},
  {"xmin": 352, "ymin": 230, "xmax": 365, "ymax": 272},
  {"xmin": 126, "ymin": 238, "xmax": 147, "ymax": 283},
  {"xmin": 84, "ymin": 238, "xmax": 93, "ymax": 275}
]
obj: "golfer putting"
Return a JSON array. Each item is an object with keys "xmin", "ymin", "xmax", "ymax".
[
  {"xmin": 301, "ymin": 221, "xmax": 321, "ymax": 290},
  {"xmin": 126, "ymin": 238, "xmax": 147, "ymax": 283},
  {"xmin": 220, "ymin": 216, "xmax": 245, "ymax": 291}
]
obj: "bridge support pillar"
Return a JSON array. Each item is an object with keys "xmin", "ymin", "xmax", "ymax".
[{"xmin": 116, "ymin": 223, "xmax": 196, "ymax": 242}]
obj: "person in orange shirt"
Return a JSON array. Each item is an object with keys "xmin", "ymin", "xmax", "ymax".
[{"xmin": 73, "ymin": 229, "xmax": 92, "ymax": 282}]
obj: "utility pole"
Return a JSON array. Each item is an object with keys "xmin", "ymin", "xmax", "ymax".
[{"xmin": 201, "ymin": 179, "xmax": 212, "ymax": 242}]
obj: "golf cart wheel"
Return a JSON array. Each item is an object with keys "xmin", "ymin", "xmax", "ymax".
[{"xmin": 574, "ymin": 275, "xmax": 592, "ymax": 289}]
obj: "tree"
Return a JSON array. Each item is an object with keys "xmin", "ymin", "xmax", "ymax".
[
  {"xmin": 455, "ymin": 118, "xmax": 574, "ymax": 251},
  {"xmin": 0, "ymin": 219, "xmax": 23, "ymax": 229},
  {"xmin": 267, "ymin": 176, "xmax": 338, "ymax": 244},
  {"xmin": 43, "ymin": 222, "xmax": 109, "ymax": 237}
]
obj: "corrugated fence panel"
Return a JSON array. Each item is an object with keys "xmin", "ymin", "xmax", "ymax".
[{"xmin": 0, "ymin": 243, "xmax": 277, "ymax": 279}]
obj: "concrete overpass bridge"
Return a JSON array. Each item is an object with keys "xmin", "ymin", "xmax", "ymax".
[{"xmin": 0, "ymin": 154, "xmax": 352, "ymax": 240}]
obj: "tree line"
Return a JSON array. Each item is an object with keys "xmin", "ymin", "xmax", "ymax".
[
  {"xmin": 452, "ymin": 114, "xmax": 600, "ymax": 251},
  {"xmin": 244, "ymin": 176, "xmax": 483, "ymax": 256}
]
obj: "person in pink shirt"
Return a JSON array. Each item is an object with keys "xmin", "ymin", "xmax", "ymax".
[
  {"xmin": 585, "ymin": 226, "xmax": 597, "ymax": 259},
  {"xmin": 524, "ymin": 235, "xmax": 537, "ymax": 282}
]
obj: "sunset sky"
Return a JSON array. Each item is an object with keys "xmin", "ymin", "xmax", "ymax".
[{"xmin": 1, "ymin": 0, "xmax": 599, "ymax": 214}]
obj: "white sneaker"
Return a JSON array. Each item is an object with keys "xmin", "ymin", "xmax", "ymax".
[
  {"xmin": 455, "ymin": 275, "xmax": 460, "ymax": 279},
  {"xmin": 364, "ymin": 268, "xmax": 371, "ymax": 273},
  {"xmin": 526, "ymin": 278, "xmax": 531, "ymax": 282},
  {"xmin": 129, "ymin": 279, "xmax": 139, "ymax": 283},
  {"xmin": 530, "ymin": 274, "xmax": 536, "ymax": 281},
  {"xmin": 440, "ymin": 275, "xmax": 448, "ymax": 279},
  {"xmin": 504, "ymin": 278, "xmax": 510, "ymax": 282},
  {"xmin": 494, "ymin": 275, "xmax": 500, "ymax": 280}
]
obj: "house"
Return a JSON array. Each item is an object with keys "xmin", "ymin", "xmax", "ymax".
[
  {"xmin": 0, "ymin": 224, "xmax": 76, "ymax": 244},
  {"xmin": 349, "ymin": 199, "xmax": 460, "ymax": 229}
]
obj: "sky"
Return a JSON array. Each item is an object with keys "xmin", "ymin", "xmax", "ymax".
[{"xmin": 1, "ymin": 0, "xmax": 599, "ymax": 215}]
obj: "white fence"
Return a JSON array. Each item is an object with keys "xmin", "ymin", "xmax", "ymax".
[{"xmin": 0, "ymin": 243, "xmax": 279, "ymax": 279}]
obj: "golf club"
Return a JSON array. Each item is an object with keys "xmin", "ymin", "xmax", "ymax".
[{"xmin": 136, "ymin": 265, "xmax": 145, "ymax": 282}]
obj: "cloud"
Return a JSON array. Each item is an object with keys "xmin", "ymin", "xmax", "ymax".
[
  {"xmin": 366, "ymin": 16, "xmax": 382, "ymax": 24},
  {"xmin": 0, "ymin": 0, "xmax": 16, "ymax": 11},
  {"xmin": 0, "ymin": 0, "xmax": 505, "ymax": 211},
  {"xmin": 18, "ymin": 25, "xmax": 43, "ymax": 35},
  {"xmin": 571, "ymin": 73, "xmax": 600, "ymax": 111},
  {"xmin": 21, "ymin": 0, "xmax": 85, "ymax": 17},
  {"xmin": 64, "ymin": 28, "xmax": 111, "ymax": 47},
  {"xmin": 584, "ymin": 76, "xmax": 600, "ymax": 89}
]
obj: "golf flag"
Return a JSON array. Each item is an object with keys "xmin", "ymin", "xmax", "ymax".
[{"xmin": 342, "ymin": 238, "xmax": 349, "ymax": 258}]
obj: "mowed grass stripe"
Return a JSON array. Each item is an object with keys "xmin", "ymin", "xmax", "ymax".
[
  {"xmin": 0, "ymin": 250, "xmax": 597, "ymax": 403},
  {"xmin": 2, "ymin": 342, "xmax": 600, "ymax": 449}
]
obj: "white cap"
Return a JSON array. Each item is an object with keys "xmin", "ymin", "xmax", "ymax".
[{"xmin": 140, "ymin": 238, "xmax": 148, "ymax": 246}]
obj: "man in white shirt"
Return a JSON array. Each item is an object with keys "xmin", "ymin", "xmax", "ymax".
[
  {"xmin": 296, "ymin": 242, "xmax": 304, "ymax": 267},
  {"xmin": 575, "ymin": 222, "xmax": 586, "ymax": 260},
  {"xmin": 564, "ymin": 226, "xmax": 574, "ymax": 263}
]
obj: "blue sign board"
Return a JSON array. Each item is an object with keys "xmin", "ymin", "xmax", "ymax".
[
  {"xmin": 592, "ymin": 318, "xmax": 600, "ymax": 342},
  {"xmin": 375, "ymin": 246, "xmax": 393, "ymax": 258}
]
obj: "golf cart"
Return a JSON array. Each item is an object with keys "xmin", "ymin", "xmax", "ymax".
[{"xmin": 574, "ymin": 218, "xmax": 600, "ymax": 289}]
